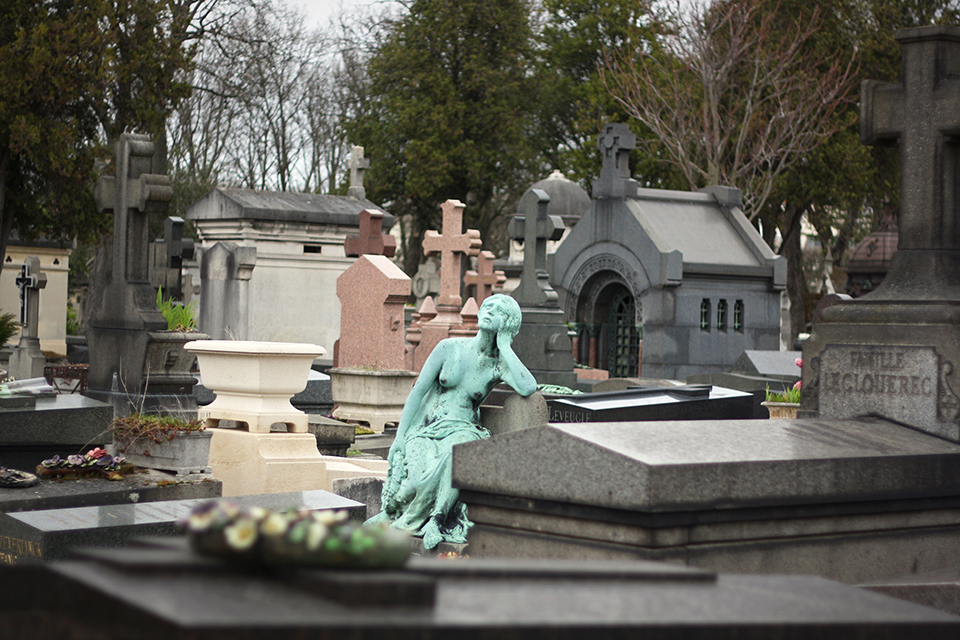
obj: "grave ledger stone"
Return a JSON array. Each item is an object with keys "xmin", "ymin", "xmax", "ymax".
[
  {"xmin": 0, "ymin": 541, "xmax": 957, "ymax": 638},
  {"xmin": 0, "ymin": 489, "xmax": 362, "ymax": 563},
  {"xmin": 7, "ymin": 256, "xmax": 47, "ymax": 380},
  {"xmin": 802, "ymin": 26, "xmax": 960, "ymax": 442}
]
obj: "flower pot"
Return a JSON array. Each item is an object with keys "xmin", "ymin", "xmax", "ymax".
[
  {"xmin": 761, "ymin": 401, "xmax": 800, "ymax": 419},
  {"xmin": 185, "ymin": 340, "xmax": 325, "ymax": 433},
  {"xmin": 114, "ymin": 429, "xmax": 213, "ymax": 475}
]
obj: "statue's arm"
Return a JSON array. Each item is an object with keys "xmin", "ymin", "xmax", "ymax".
[
  {"xmin": 391, "ymin": 340, "xmax": 447, "ymax": 448},
  {"xmin": 497, "ymin": 332, "xmax": 537, "ymax": 397}
]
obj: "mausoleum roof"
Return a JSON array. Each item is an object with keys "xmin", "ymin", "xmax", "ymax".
[
  {"xmin": 186, "ymin": 187, "xmax": 394, "ymax": 228},
  {"xmin": 627, "ymin": 188, "xmax": 770, "ymax": 270},
  {"xmin": 530, "ymin": 170, "xmax": 591, "ymax": 224}
]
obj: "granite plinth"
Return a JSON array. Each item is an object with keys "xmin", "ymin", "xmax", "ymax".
[
  {"xmin": 453, "ymin": 417, "xmax": 960, "ymax": 582},
  {"xmin": 0, "ymin": 394, "xmax": 113, "ymax": 470},
  {"xmin": 0, "ymin": 540, "xmax": 956, "ymax": 638},
  {"xmin": 731, "ymin": 350, "xmax": 802, "ymax": 379},
  {"xmin": 0, "ymin": 489, "xmax": 362, "ymax": 563},
  {"xmin": 546, "ymin": 384, "xmax": 755, "ymax": 424}
]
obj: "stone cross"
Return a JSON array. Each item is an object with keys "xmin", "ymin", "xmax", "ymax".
[
  {"xmin": 150, "ymin": 216, "xmax": 194, "ymax": 300},
  {"xmin": 94, "ymin": 134, "xmax": 173, "ymax": 284},
  {"xmin": 510, "ymin": 188, "xmax": 564, "ymax": 306},
  {"xmin": 347, "ymin": 145, "xmax": 370, "ymax": 200},
  {"xmin": 464, "ymin": 250, "xmax": 506, "ymax": 304},
  {"xmin": 14, "ymin": 257, "xmax": 46, "ymax": 335},
  {"xmin": 861, "ymin": 27, "xmax": 960, "ymax": 253},
  {"xmin": 344, "ymin": 208, "xmax": 397, "ymax": 257},
  {"xmin": 422, "ymin": 199, "xmax": 481, "ymax": 309},
  {"xmin": 593, "ymin": 123, "xmax": 638, "ymax": 199}
]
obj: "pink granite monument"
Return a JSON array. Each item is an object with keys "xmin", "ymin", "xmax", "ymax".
[
  {"xmin": 329, "ymin": 254, "xmax": 417, "ymax": 432},
  {"xmin": 344, "ymin": 209, "xmax": 397, "ymax": 258},
  {"xmin": 336, "ymin": 255, "xmax": 409, "ymax": 370},
  {"xmin": 413, "ymin": 199, "xmax": 482, "ymax": 371},
  {"xmin": 464, "ymin": 250, "xmax": 506, "ymax": 304}
]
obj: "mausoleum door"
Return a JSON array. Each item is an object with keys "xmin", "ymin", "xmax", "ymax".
[{"xmin": 605, "ymin": 287, "xmax": 641, "ymax": 377}]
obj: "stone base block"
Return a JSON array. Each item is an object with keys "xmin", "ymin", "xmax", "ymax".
[
  {"xmin": 329, "ymin": 368, "xmax": 416, "ymax": 433},
  {"xmin": 200, "ymin": 400, "xmax": 308, "ymax": 433},
  {"xmin": 208, "ymin": 428, "xmax": 328, "ymax": 497}
]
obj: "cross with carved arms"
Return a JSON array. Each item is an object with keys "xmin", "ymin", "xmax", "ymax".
[
  {"xmin": 862, "ymin": 27, "xmax": 960, "ymax": 252},
  {"xmin": 345, "ymin": 209, "xmax": 397, "ymax": 257},
  {"xmin": 464, "ymin": 250, "xmax": 506, "ymax": 304},
  {"xmin": 347, "ymin": 145, "xmax": 371, "ymax": 199},
  {"xmin": 595, "ymin": 123, "xmax": 637, "ymax": 198},
  {"xmin": 509, "ymin": 188, "xmax": 564, "ymax": 306},
  {"xmin": 422, "ymin": 199, "xmax": 482, "ymax": 309}
]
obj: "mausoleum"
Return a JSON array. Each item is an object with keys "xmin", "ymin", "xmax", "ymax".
[
  {"xmin": 550, "ymin": 124, "xmax": 785, "ymax": 380},
  {"xmin": 186, "ymin": 188, "xmax": 393, "ymax": 358}
]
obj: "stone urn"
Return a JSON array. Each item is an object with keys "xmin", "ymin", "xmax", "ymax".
[
  {"xmin": 185, "ymin": 340, "xmax": 325, "ymax": 433},
  {"xmin": 761, "ymin": 401, "xmax": 800, "ymax": 419},
  {"xmin": 328, "ymin": 367, "xmax": 417, "ymax": 433}
]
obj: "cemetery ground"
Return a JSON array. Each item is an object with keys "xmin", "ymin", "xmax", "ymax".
[{"xmin": 5, "ymin": 25, "xmax": 960, "ymax": 639}]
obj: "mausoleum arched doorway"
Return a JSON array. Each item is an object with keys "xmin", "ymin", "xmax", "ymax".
[{"xmin": 573, "ymin": 271, "xmax": 642, "ymax": 377}]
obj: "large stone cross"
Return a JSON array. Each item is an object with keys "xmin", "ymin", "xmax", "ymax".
[
  {"xmin": 861, "ymin": 27, "xmax": 960, "ymax": 252},
  {"xmin": 15, "ymin": 256, "xmax": 46, "ymax": 335},
  {"xmin": 347, "ymin": 145, "xmax": 370, "ymax": 200},
  {"xmin": 344, "ymin": 208, "xmax": 397, "ymax": 257},
  {"xmin": 510, "ymin": 189, "xmax": 564, "ymax": 306},
  {"xmin": 422, "ymin": 199, "xmax": 481, "ymax": 309},
  {"xmin": 594, "ymin": 123, "xmax": 638, "ymax": 198},
  {"xmin": 464, "ymin": 250, "xmax": 506, "ymax": 304},
  {"xmin": 93, "ymin": 134, "xmax": 173, "ymax": 284}
]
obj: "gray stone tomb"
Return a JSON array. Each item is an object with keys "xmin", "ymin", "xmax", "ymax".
[
  {"xmin": 1, "ymin": 539, "xmax": 957, "ymax": 638},
  {"xmin": 550, "ymin": 123, "xmax": 784, "ymax": 380},
  {"xmin": 7, "ymin": 256, "xmax": 47, "ymax": 380}
]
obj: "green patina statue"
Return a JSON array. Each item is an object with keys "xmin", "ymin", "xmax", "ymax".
[{"xmin": 367, "ymin": 294, "xmax": 537, "ymax": 549}]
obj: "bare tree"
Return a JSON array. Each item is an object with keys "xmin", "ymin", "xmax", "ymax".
[{"xmin": 601, "ymin": 0, "xmax": 857, "ymax": 220}]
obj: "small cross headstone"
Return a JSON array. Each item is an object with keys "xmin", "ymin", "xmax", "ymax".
[
  {"xmin": 344, "ymin": 209, "xmax": 397, "ymax": 258},
  {"xmin": 347, "ymin": 146, "xmax": 371, "ymax": 200},
  {"xmin": 507, "ymin": 189, "xmax": 577, "ymax": 387},
  {"xmin": 509, "ymin": 189, "xmax": 564, "ymax": 307},
  {"xmin": 422, "ymin": 199, "xmax": 481, "ymax": 310},
  {"xmin": 464, "ymin": 251, "xmax": 506, "ymax": 304},
  {"xmin": 15, "ymin": 257, "xmax": 46, "ymax": 332},
  {"xmin": 150, "ymin": 216, "xmax": 194, "ymax": 300},
  {"xmin": 593, "ymin": 123, "xmax": 638, "ymax": 199},
  {"xmin": 8, "ymin": 256, "xmax": 47, "ymax": 379},
  {"xmin": 411, "ymin": 259, "xmax": 441, "ymax": 306}
]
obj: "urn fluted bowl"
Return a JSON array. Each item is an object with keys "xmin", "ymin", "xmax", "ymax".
[{"xmin": 185, "ymin": 340, "xmax": 325, "ymax": 433}]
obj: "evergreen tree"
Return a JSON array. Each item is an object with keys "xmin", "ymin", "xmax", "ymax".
[{"xmin": 349, "ymin": 0, "xmax": 539, "ymax": 274}]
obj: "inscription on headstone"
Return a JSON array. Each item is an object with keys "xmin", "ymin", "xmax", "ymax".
[{"xmin": 818, "ymin": 345, "xmax": 958, "ymax": 424}]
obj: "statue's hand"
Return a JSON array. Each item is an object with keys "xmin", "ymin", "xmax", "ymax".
[{"xmin": 496, "ymin": 330, "xmax": 513, "ymax": 354}]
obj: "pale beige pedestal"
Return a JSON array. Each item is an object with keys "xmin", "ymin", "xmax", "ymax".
[
  {"xmin": 208, "ymin": 428, "xmax": 390, "ymax": 497},
  {"xmin": 208, "ymin": 428, "xmax": 328, "ymax": 497}
]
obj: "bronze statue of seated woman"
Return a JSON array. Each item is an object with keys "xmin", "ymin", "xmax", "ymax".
[{"xmin": 367, "ymin": 294, "xmax": 536, "ymax": 549}]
